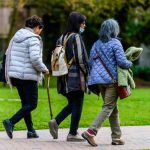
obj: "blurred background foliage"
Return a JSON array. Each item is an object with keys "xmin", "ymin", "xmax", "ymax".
[
  {"xmin": 0, "ymin": 0, "xmax": 150, "ymax": 82},
  {"xmin": 24, "ymin": 0, "xmax": 150, "ymax": 48}
]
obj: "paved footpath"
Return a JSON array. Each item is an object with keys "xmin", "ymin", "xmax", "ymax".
[{"xmin": 0, "ymin": 126, "xmax": 150, "ymax": 150}]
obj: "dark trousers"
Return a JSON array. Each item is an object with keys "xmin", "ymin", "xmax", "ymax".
[
  {"xmin": 55, "ymin": 91, "xmax": 84, "ymax": 135},
  {"xmin": 10, "ymin": 78, "xmax": 38, "ymax": 132}
]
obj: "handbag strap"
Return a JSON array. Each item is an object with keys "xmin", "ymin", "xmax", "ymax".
[{"xmin": 94, "ymin": 48, "xmax": 116, "ymax": 83}]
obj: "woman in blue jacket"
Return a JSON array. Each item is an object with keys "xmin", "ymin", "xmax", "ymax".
[{"xmin": 82, "ymin": 19, "xmax": 132, "ymax": 146}]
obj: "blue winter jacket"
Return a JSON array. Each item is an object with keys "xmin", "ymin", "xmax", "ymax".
[{"xmin": 88, "ymin": 38, "xmax": 132, "ymax": 85}]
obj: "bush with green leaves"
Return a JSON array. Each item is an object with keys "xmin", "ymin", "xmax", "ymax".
[{"xmin": 132, "ymin": 66, "xmax": 150, "ymax": 81}]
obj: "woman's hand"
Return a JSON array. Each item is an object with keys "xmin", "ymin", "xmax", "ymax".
[{"xmin": 43, "ymin": 69, "xmax": 49, "ymax": 75}]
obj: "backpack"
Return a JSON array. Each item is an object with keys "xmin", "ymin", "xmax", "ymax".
[{"xmin": 51, "ymin": 33, "xmax": 75, "ymax": 76}]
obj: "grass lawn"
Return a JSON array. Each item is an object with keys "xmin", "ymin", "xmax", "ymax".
[{"xmin": 0, "ymin": 87, "xmax": 150, "ymax": 131}]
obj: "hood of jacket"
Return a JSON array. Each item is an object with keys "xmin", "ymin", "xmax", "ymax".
[
  {"xmin": 13, "ymin": 27, "xmax": 41, "ymax": 43},
  {"xmin": 125, "ymin": 46, "xmax": 143, "ymax": 61}
]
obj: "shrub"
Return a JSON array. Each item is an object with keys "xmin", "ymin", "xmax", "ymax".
[{"xmin": 132, "ymin": 66, "xmax": 150, "ymax": 81}]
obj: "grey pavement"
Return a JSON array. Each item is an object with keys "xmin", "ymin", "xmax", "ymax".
[{"xmin": 0, "ymin": 126, "xmax": 150, "ymax": 150}]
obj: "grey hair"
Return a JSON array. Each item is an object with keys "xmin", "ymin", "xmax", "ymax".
[{"xmin": 99, "ymin": 19, "xmax": 120, "ymax": 42}]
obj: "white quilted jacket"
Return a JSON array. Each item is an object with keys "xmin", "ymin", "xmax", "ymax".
[{"xmin": 8, "ymin": 28, "xmax": 47, "ymax": 81}]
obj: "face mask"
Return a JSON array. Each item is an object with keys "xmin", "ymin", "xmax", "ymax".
[{"xmin": 80, "ymin": 27, "xmax": 85, "ymax": 33}]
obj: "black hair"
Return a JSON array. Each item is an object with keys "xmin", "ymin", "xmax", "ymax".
[
  {"xmin": 25, "ymin": 15, "xmax": 44, "ymax": 29},
  {"xmin": 64, "ymin": 12, "xmax": 86, "ymax": 34}
]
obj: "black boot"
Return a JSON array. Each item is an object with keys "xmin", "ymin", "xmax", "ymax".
[
  {"xmin": 27, "ymin": 130, "xmax": 39, "ymax": 139},
  {"xmin": 3, "ymin": 119, "xmax": 14, "ymax": 139}
]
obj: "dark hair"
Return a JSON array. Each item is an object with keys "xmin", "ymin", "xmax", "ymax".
[
  {"xmin": 25, "ymin": 15, "xmax": 44, "ymax": 29},
  {"xmin": 64, "ymin": 12, "xmax": 86, "ymax": 34},
  {"xmin": 99, "ymin": 19, "xmax": 120, "ymax": 42}
]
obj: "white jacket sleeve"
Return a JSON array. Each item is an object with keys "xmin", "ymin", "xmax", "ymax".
[{"xmin": 29, "ymin": 37, "xmax": 47, "ymax": 72}]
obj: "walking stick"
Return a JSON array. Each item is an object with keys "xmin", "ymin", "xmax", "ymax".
[{"xmin": 46, "ymin": 75, "xmax": 53, "ymax": 119}]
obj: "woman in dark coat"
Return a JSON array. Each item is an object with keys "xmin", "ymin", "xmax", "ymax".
[{"xmin": 49, "ymin": 12, "xmax": 88, "ymax": 141}]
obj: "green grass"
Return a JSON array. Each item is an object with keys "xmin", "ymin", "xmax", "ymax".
[{"xmin": 0, "ymin": 87, "xmax": 150, "ymax": 131}]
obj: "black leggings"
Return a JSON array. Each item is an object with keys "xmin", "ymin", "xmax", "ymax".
[
  {"xmin": 10, "ymin": 78, "xmax": 38, "ymax": 132},
  {"xmin": 55, "ymin": 91, "xmax": 84, "ymax": 135}
]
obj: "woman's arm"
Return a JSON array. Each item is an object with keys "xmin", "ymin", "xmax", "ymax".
[
  {"xmin": 113, "ymin": 40, "xmax": 132, "ymax": 69},
  {"xmin": 29, "ymin": 37, "xmax": 48, "ymax": 72},
  {"xmin": 73, "ymin": 34, "xmax": 88, "ymax": 74}
]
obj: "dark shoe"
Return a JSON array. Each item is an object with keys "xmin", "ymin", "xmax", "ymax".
[
  {"xmin": 27, "ymin": 131, "xmax": 39, "ymax": 139},
  {"xmin": 67, "ymin": 133, "xmax": 85, "ymax": 142},
  {"xmin": 48, "ymin": 119, "xmax": 58, "ymax": 139},
  {"xmin": 112, "ymin": 139, "xmax": 125, "ymax": 145},
  {"xmin": 3, "ymin": 119, "xmax": 14, "ymax": 139},
  {"xmin": 82, "ymin": 131, "xmax": 97, "ymax": 147}
]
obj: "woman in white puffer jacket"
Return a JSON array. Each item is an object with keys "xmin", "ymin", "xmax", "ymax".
[{"xmin": 3, "ymin": 16, "xmax": 49, "ymax": 139}]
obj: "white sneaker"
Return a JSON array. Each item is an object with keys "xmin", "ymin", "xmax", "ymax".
[
  {"xmin": 48, "ymin": 119, "xmax": 58, "ymax": 139},
  {"xmin": 67, "ymin": 133, "xmax": 85, "ymax": 142}
]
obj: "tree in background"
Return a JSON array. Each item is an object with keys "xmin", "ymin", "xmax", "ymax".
[{"xmin": 1, "ymin": 0, "xmax": 150, "ymax": 68}]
